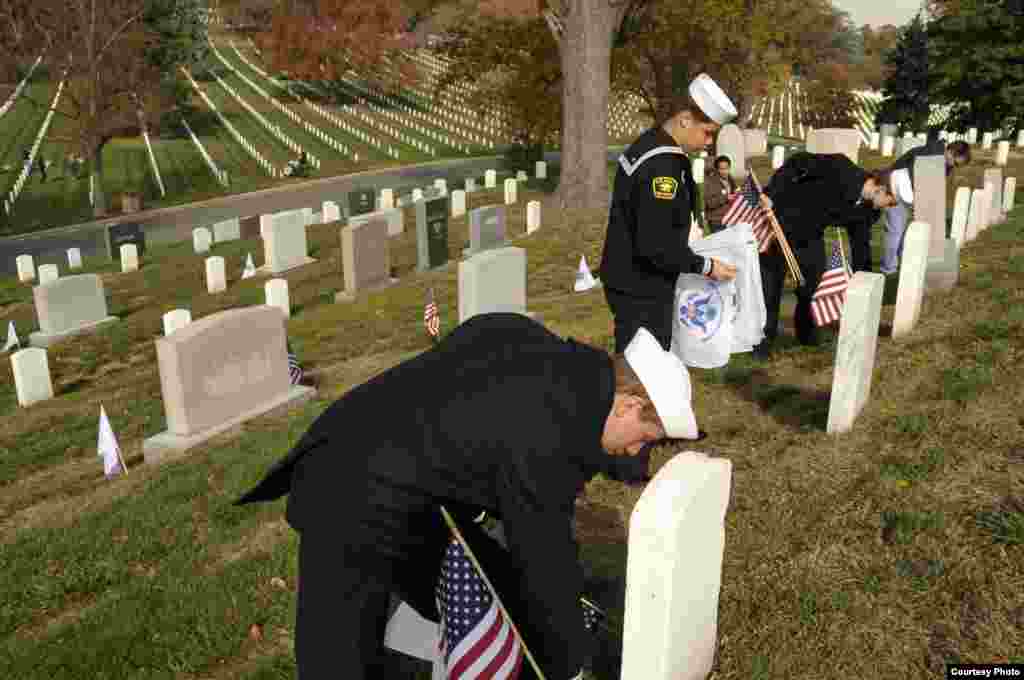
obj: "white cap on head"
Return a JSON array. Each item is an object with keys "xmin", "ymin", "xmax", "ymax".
[
  {"xmin": 623, "ymin": 328, "xmax": 699, "ymax": 439},
  {"xmin": 689, "ymin": 74, "xmax": 738, "ymax": 126},
  {"xmin": 891, "ymin": 168, "xmax": 914, "ymax": 204}
]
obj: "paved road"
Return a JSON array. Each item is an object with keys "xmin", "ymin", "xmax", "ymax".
[{"xmin": 0, "ymin": 149, "xmax": 625, "ymax": 277}]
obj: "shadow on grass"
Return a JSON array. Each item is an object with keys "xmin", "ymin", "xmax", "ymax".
[{"xmin": 726, "ymin": 366, "xmax": 832, "ymax": 431}]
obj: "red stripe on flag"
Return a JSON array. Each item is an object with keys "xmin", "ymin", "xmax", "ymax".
[{"xmin": 449, "ymin": 606, "xmax": 504, "ymax": 679}]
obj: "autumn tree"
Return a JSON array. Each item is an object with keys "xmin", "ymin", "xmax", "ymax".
[
  {"xmin": 800, "ymin": 62, "xmax": 859, "ymax": 128},
  {"xmin": 0, "ymin": 0, "xmax": 208, "ymax": 216},
  {"xmin": 852, "ymin": 23, "xmax": 900, "ymax": 90},
  {"xmin": 433, "ymin": 7, "xmax": 562, "ymax": 167}
]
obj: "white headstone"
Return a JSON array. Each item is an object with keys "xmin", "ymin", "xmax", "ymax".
[
  {"xmin": 451, "ymin": 190, "xmax": 466, "ymax": 218},
  {"xmin": 967, "ymin": 128, "xmax": 978, "ymax": 145},
  {"xmin": 995, "ymin": 141, "xmax": 1009, "ymax": 167},
  {"xmin": 771, "ymin": 146, "xmax": 785, "ymax": 170},
  {"xmin": 869, "ymin": 131, "xmax": 880, "ymax": 151},
  {"xmin": 826, "ymin": 272, "xmax": 885, "ymax": 434},
  {"xmin": 966, "ymin": 188, "xmax": 985, "ymax": 242},
  {"xmin": 433, "ymin": 178, "xmax": 447, "ymax": 195},
  {"xmin": 714, "ymin": 124, "xmax": 746, "ymax": 181},
  {"xmin": 322, "ymin": 201, "xmax": 341, "ymax": 223},
  {"xmin": 458, "ymin": 247, "xmax": 528, "ymax": 323},
  {"xmin": 16, "ymin": 254, "xmax": 35, "ymax": 282},
  {"xmin": 37, "ymin": 264, "xmax": 59, "ymax": 285},
  {"xmin": 193, "ymin": 227, "xmax": 213, "ymax": 254},
  {"xmin": 11, "ymin": 347, "xmax": 54, "ymax": 407},
  {"xmin": 265, "ymin": 278, "xmax": 290, "ymax": 318},
  {"xmin": 412, "ymin": 188, "xmax": 424, "ymax": 203},
  {"xmin": 1017, "ymin": 130, "xmax": 1024, "ymax": 148},
  {"xmin": 913, "ymin": 156, "xmax": 947, "ymax": 260},
  {"xmin": 67, "ymin": 248, "xmax": 82, "ymax": 270},
  {"xmin": 1004, "ymin": 177, "xmax": 1017, "ymax": 213},
  {"xmin": 982, "ymin": 182, "xmax": 995, "ymax": 229},
  {"xmin": 503, "ymin": 178, "xmax": 517, "ymax": 205},
  {"xmin": 619, "ymin": 450, "xmax": 732, "ymax": 680},
  {"xmin": 205, "ymin": 256, "xmax": 227, "ymax": 294},
  {"xmin": 981, "ymin": 132, "xmax": 993, "ymax": 150},
  {"xmin": 120, "ymin": 244, "xmax": 139, "ymax": 272},
  {"xmin": 380, "ymin": 188, "xmax": 395, "ymax": 210},
  {"xmin": 984, "ymin": 169, "xmax": 1004, "ymax": 224},
  {"xmin": 515, "ymin": 170, "xmax": 528, "ymax": 182},
  {"xmin": 535, "ymin": 161, "xmax": 547, "ymax": 179},
  {"xmin": 526, "ymin": 200, "xmax": 541, "ymax": 234},
  {"xmin": 213, "ymin": 218, "xmax": 241, "ymax": 243},
  {"xmin": 163, "ymin": 309, "xmax": 192, "ymax": 335},
  {"xmin": 950, "ymin": 187, "xmax": 971, "ymax": 249},
  {"xmin": 485, "ymin": 169, "xmax": 497, "ymax": 188},
  {"xmin": 465, "ymin": 177, "xmax": 477, "ymax": 193},
  {"xmin": 264, "ymin": 209, "xmax": 313, "ymax": 274},
  {"xmin": 806, "ymin": 128, "xmax": 861, "ymax": 164},
  {"xmin": 892, "ymin": 222, "xmax": 931, "ymax": 338}
]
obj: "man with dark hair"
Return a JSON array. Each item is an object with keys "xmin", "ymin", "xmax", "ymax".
[
  {"xmin": 755, "ymin": 153, "xmax": 898, "ymax": 358},
  {"xmin": 879, "ymin": 138, "xmax": 971, "ymax": 274},
  {"xmin": 705, "ymin": 155, "xmax": 738, "ymax": 234},
  {"xmin": 233, "ymin": 313, "xmax": 705, "ymax": 680},
  {"xmin": 600, "ymin": 73, "xmax": 741, "ymax": 356}
]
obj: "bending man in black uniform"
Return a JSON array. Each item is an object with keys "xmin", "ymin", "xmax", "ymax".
[
  {"xmin": 754, "ymin": 152, "xmax": 897, "ymax": 358},
  {"xmin": 233, "ymin": 313, "xmax": 704, "ymax": 680},
  {"xmin": 600, "ymin": 73, "xmax": 740, "ymax": 354}
]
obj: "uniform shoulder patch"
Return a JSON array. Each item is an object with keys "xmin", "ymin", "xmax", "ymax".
[{"xmin": 652, "ymin": 176, "xmax": 678, "ymax": 200}]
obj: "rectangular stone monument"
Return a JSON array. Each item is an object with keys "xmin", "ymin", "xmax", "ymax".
[
  {"xmin": 348, "ymin": 188, "xmax": 376, "ymax": 218},
  {"xmin": 163, "ymin": 309, "xmax": 192, "ymax": 335},
  {"xmin": 984, "ymin": 168, "xmax": 1004, "ymax": 223},
  {"xmin": 950, "ymin": 186, "xmax": 971, "ymax": 249},
  {"xmin": 29, "ymin": 273, "xmax": 118, "ymax": 347},
  {"xmin": 458, "ymin": 247, "xmax": 533, "ymax": 323},
  {"xmin": 485, "ymin": 169, "xmax": 496, "ymax": 188},
  {"xmin": 619, "ymin": 450, "xmax": 733, "ymax": 680},
  {"xmin": 67, "ymin": 248, "xmax": 83, "ymax": 270},
  {"xmin": 380, "ymin": 188, "xmax": 395, "ymax": 210},
  {"xmin": 12, "ymin": 347, "xmax": 55, "ymax": 407},
  {"xmin": 120, "ymin": 244, "xmax": 139, "ymax": 273},
  {"xmin": 206, "ymin": 256, "xmax": 227, "ymax": 294},
  {"xmin": 535, "ymin": 161, "xmax": 547, "ymax": 179},
  {"xmin": 892, "ymin": 221, "xmax": 931, "ymax": 338},
  {"xmin": 806, "ymin": 128, "xmax": 861, "ymax": 164},
  {"xmin": 771, "ymin": 146, "xmax": 785, "ymax": 170},
  {"xmin": 913, "ymin": 155, "xmax": 946, "ymax": 252},
  {"xmin": 143, "ymin": 306, "xmax": 315, "ymax": 462},
  {"xmin": 193, "ymin": 227, "xmax": 213, "ymax": 254},
  {"xmin": 526, "ymin": 201, "xmax": 541, "ymax": 234},
  {"xmin": 881, "ymin": 136, "xmax": 895, "ymax": 157},
  {"xmin": 715, "ymin": 123, "xmax": 746, "ymax": 181},
  {"xmin": 213, "ymin": 218, "xmax": 241, "ymax": 243},
  {"xmin": 742, "ymin": 128, "xmax": 767, "ymax": 155},
  {"xmin": 336, "ymin": 217, "xmax": 398, "ymax": 302},
  {"xmin": 1004, "ymin": 177, "xmax": 1017, "ymax": 213},
  {"xmin": 966, "ymin": 188, "xmax": 984, "ymax": 242},
  {"xmin": 105, "ymin": 222, "xmax": 145, "ymax": 260},
  {"xmin": 322, "ymin": 201, "xmax": 341, "ymax": 223},
  {"xmin": 37, "ymin": 264, "xmax": 58, "ymax": 285},
  {"xmin": 416, "ymin": 195, "xmax": 450, "ymax": 272},
  {"xmin": 826, "ymin": 272, "xmax": 885, "ymax": 434},
  {"xmin": 925, "ymin": 239, "xmax": 959, "ymax": 292},
  {"xmin": 450, "ymin": 189, "xmax": 466, "ymax": 218},
  {"xmin": 504, "ymin": 178, "xmax": 517, "ymax": 205},
  {"xmin": 465, "ymin": 177, "xmax": 477, "ymax": 193},
  {"xmin": 259, "ymin": 209, "xmax": 316, "ymax": 275},
  {"xmin": 349, "ymin": 207, "xmax": 403, "ymax": 237},
  {"xmin": 265, "ymin": 278, "xmax": 290, "ymax": 318},
  {"xmin": 464, "ymin": 205, "xmax": 508, "ymax": 257},
  {"xmin": 995, "ymin": 141, "xmax": 1009, "ymax": 167}
]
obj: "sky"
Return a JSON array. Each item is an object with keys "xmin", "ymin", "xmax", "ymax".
[{"xmin": 833, "ymin": 0, "xmax": 927, "ymax": 27}]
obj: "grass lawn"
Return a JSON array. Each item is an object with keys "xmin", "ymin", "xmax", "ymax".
[{"xmin": 0, "ymin": 143, "xmax": 1021, "ymax": 678}]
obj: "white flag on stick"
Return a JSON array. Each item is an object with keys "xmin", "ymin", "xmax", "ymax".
[
  {"xmin": 2, "ymin": 321, "xmax": 19, "ymax": 352},
  {"xmin": 241, "ymin": 253, "xmax": 256, "ymax": 279},
  {"xmin": 97, "ymin": 405, "xmax": 127, "ymax": 478},
  {"xmin": 573, "ymin": 255, "xmax": 600, "ymax": 292}
]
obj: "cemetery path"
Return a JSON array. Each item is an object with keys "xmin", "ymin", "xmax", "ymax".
[{"xmin": 0, "ymin": 149, "xmax": 626, "ymax": 277}]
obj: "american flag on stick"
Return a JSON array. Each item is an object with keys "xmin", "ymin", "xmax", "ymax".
[
  {"xmin": 286, "ymin": 341, "xmax": 303, "ymax": 385},
  {"xmin": 425, "ymin": 287, "xmax": 440, "ymax": 340},
  {"xmin": 721, "ymin": 172, "xmax": 774, "ymax": 253},
  {"xmin": 811, "ymin": 241, "xmax": 850, "ymax": 327}
]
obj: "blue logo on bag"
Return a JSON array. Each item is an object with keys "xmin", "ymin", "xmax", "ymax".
[{"xmin": 679, "ymin": 284, "xmax": 724, "ymax": 340}]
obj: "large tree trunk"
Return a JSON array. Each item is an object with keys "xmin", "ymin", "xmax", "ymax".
[{"xmin": 552, "ymin": 0, "xmax": 620, "ymax": 213}]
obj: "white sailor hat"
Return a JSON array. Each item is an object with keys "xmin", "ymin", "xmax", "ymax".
[
  {"xmin": 689, "ymin": 74, "xmax": 738, "ymax": 126},
  {"xmin": 623, "ymin": 328, "xmax": 699, "ymax": 439},
  {"xmin": 891, "ymin": 167, "xmax": 914, "ymax": 204}
]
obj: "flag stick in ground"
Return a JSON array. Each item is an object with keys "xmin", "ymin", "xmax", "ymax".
[
  {"xmin": 424, "ymin": 287, "xmax": 441, "ymax": 343},
  {"xmin": 439, "ymin": 505, "xmax": 547, "ymax": 680},
  {"xmin": 98, "ymin": 405, "xmax": 129, "ymax": 477},
  {"xmin": 747, "ymin": 169, "xmax": 804, "ymax": 285}
]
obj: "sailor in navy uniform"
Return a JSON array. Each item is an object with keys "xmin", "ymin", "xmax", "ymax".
[{"xmin": 600, "ymin": 74, "xmax": 741, "ymax": 354}]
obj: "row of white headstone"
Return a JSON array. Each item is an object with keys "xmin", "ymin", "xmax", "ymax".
[
  {"xmin": 4, "ymin": 71, "xmax": 66, "ymax": 216},
  {"xmin": 0, "ymin": 54, "xmax": 42, "ymax": 119}
]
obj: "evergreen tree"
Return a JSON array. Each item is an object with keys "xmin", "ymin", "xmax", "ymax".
[{"xmin": 877, "ymin": 13, "xmax": 930, "ymax": 134}]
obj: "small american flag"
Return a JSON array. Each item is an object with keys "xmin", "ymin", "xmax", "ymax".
[
  {"xmin": 436, "ymin": 539, "xmax": 524, "ymax": 680},
  {"xmin": 286, "ymin": 342, "xmax": 303, "ymax": 385},
  {"xmin": 811, "ymin": 241, "xmax": 850, "ymax": 327},
  {"xmin": 425, "ymin": 287, "xmax": 440, "ymax": 339},
  {"xmin": 721, "ymin": 173, "xmax": 774, "ymax": 252}
]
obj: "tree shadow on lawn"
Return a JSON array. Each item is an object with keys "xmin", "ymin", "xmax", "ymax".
[{"xmin": 724, "ymin": 348, "xmax": 833, "ymax": 431}]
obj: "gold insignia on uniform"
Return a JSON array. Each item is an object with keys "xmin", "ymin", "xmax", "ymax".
[{"xmin": 652, "ymin": 176, "xmax": 678, "ymax": 200}]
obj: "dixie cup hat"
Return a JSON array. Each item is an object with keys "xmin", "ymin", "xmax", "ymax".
[
  {"xmin": 689, "ymin": 74, "xmax": 738, "ymax": 126},
  {"xmin": 623, "ymin": 328, "xmax": 700, "ymax": 439}
]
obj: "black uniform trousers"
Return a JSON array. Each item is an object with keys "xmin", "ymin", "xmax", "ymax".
[
  {"xmin": 759, "ymin": 237, "xmax": 828, "ymax": 346},
  {"xmin": 295, "ymin": 522, "xmax": 549, "ymax": 680},
  {"xmin": 603, "ymin": 286, "xmax": 674, "ymax": 353}
]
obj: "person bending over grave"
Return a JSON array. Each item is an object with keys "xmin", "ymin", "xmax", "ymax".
[
  {"xmin": 754, "ymin": 152, "xmax": 897, "ymax": 359},
  {"xmin": 878, "ymin": 139, "xmax": 970, "ymax": 275},
  {"xmin": 600, "ymin": 73, "xmax": 740, "ymax": 357},
  {"xmin": 233, "ymin": 313, "xmax": 705, "ymax": 680}
]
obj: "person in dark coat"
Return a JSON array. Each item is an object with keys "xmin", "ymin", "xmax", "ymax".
[
  {"xmin": 233, "ymin": 313, "xmax": 705, "ymax": 680},
  {"xmin": 754, "ymin": 152, "xmax": 897, "ymax": 358},
  {"xmin": 600, "ymin": 73, "xmax": 741, "ymax": 356},
  {"xmin": 879, "ymin": 139, "xmax": 970, "ymax": 274},
  {"xmin": 704, "ymin": 155, "xmax": 739, "ymax": 234}
]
